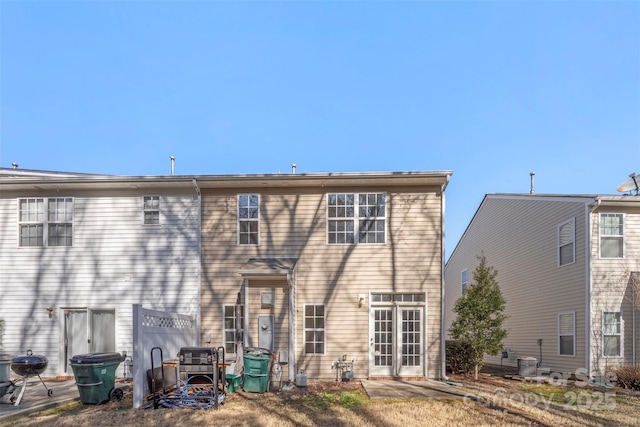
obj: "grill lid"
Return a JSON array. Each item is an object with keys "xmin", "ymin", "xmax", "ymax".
[{"xmin": 11, "ymin": 350, "xmax": 48, "ymax": 376}]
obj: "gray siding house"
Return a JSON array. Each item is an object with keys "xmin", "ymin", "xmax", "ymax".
[
  {"xmin": 445, "ymin": 193, "xmax": 640, "ymax": 377},
  {"xmin": 0, "ymin": 168, "xmax": 201, "ymax": 377}
]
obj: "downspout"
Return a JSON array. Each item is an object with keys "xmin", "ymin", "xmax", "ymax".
[
  {"xmin": 287, "ymin": 271, "xmax": 296, "ymax": 382},
  {"xmin": 192, "ymin": 179, "xmax": 202, "ymax": 341},
  {"xmin": 440, "ymin": 176, "xmax": 450, "ymax": 380},
  {"xmin": 587, "ymin": 199, "xmax": 601, "ymax": 376},
  {"xmin": 633, "ymin": 275, "xmax": 636, "ymax": 365},
  {"xmin": 244, "ymin": 280, "xmax": 250, "ymax": 348}
]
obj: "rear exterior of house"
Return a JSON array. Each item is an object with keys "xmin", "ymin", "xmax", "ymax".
[
  {"xmin": 444, "ymin": 194, "xmax": 640, "ymax": 377},
  {"xmin": 0, "ymin": 169, "xmax": 201, "ymax": 377},
  {"xmin": 198, "ymin": 171, "xmax": 451, "ymax": 382}
]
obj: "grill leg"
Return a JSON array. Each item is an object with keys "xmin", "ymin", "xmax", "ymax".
[
  {"xmin": 13, "ymin": 376, "xmax": 29, "ymax": 406},
  {"xmin": 37, "ymin": 375, "xmax": 52, "ymax": 396}
]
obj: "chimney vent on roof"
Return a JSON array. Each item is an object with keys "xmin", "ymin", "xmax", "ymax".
[
  {"xmin": 170, "ymin": 156, "xmax": 175, "ymax": 176},
  {"xmin": 530, "ymin": 172, "xmax": 535, "ymax": 194},
  {"xmin": 11, "ymin": 162, "xmax": 18, "ymax": 169},
  {"xmin": 291, "ymin": 163, "xmax": 297, "ymax": 174}
]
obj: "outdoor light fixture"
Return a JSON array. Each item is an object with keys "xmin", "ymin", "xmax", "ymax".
[
  {"xmin": 357, "ymin": 294, "xmax": 366, "ymax": 308},
  {"xmin": 46, "ymin": 307, "xmax": 54, "ymax": 318}
]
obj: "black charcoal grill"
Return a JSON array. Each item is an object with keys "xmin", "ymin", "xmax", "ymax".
[{"xmin": 10, "ymin": 350, "xmax": 52, "ymax": 406}]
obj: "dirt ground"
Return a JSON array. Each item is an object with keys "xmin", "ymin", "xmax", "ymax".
[{"xmin": 8, "ymin": 365, "xmax": 640, "ymax": 427}]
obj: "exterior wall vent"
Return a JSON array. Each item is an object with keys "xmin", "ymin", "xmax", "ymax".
[{"xmin": 261, "ymin": 291, "xmax": 274, "ymax": 307}]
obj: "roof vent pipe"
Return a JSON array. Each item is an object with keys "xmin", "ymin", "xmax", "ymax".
[
  {"xmin": 11, "ymin": 162, "xmax": 18, "ymax": 169},
  {"xmin": 170, "ymin": 156, "xmax": 175, "ymax": 176},
  {"xmin": 530, "ymin": 172, "xmax": 535, "ymax": 194},
  {"xmin": 291, "ymin": 163, "xmax": 296, "ymax": 174}
]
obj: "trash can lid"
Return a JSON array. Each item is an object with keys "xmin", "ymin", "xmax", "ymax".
[
  {"xmin": 245, "ymin": 347, "xmax": 273, "ymax": 355},
  {"xmin": 70, "ymin": 352, "xmax": 124, "ymax": 364}
]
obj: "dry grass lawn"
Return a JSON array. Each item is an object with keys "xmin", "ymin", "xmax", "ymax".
[{"xmin": 7, "ymin": 367, "xmax": 640, "ymax": 427}]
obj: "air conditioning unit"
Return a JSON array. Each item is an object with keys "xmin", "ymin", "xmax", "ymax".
[{"xmin": 517, "ymin": 357, "xmax": 537, "ymax": 377}]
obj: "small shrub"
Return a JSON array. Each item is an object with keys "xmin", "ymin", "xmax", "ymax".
[
  {"xmin": 446, "ymin": 340, "xmax": 475, "ymax": 375},
  {"xmin": 611, "ymin": 365, "xmax": 640, "ymax": 391}
]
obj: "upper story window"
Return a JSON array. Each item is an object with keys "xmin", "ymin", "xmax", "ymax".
[
  {"xmin": 558, "ymin": 218, "xmax": 575, "ymax": 266},
  {"xmin": 19, "ymin": 197, "xmax": 73, "ymax": 247},
  {"xmin": 461, "ymin": 269, "xmax": 468, "ymax": 293},
  {"xmin": 143, "ymin": 196, "xmax": 160, "ymax": 225},
  {"xmin": 600, "ymin": 213, "xmax": 624, "ymax": 258},
  {"xmin": 327, "ymin": 192, "xmax": 386, "ymax": 244},
  {"xmin": 238, "ymin": 194, "xmax": 259, "ymax": 245}
]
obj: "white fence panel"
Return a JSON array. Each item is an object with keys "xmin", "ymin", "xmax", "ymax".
[{"xmin": 132, "ymin": 304, "xmax": 197, "ymax": 408}]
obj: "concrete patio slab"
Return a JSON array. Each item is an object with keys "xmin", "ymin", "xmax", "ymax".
[{"xmin": 361, "ymin": 379, "xmax": 471, "ymax": 400}]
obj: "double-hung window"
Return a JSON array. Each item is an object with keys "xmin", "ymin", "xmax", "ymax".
[
  {"xmin": 558, "ymin": 311, "xmax": 575, "ymax": 356},
  {"xmin": 19, "ymin": 198, "xmax": 73, "ymax": 247},
  {"xmin": 603, "ymin": 311, "xmax": 622, "ymax": 357},
  {"xmin": 238, "ymin": 194, "xmax": 259, "ymax": 245},
  {"xmin": 143, "ymin": 196, "xmax": 160, "ymax": 225},
  {"xmin": 327, "ymin": 192, "xmax": 385, "ymax": 244},
  {"xmin": 461, "ymin": 269, "xmax": 468, "ymax": 293},
  {"xmin": 304, "ymin": 304, "xmax": 325, "ymax": 355},
  {"xmin": 558, "ymin": 218, "xmax": 575, "ymax": 266},
  {"xmin": 223, "ymin": 304, "xmax": 244, "ymax": 355},
  {"xmin": 600, "ymin": 213, "xmax": 624, "ymax": 258}
]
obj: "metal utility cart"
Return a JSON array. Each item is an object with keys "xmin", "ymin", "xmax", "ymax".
[{"xmin": 150, "ymin": 346, "xmax": 225, "ymax": 409}]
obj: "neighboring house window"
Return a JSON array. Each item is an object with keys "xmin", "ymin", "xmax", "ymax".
[
  {"xmin": 558, "ymin": 218, "xmax": 575, "ymax": 266},
  {"xmin": 19, "ymin": 198, "xmax": 73, "ymax": 247},
  {"xmin": 143, "ymin": 196, "xmax": 160, "ymax": 224},
  {"xmin": 461, "ymin": 269, "xmax": 468, "ymax": 293},
  {"xmin": 223, "ymin": 304, "xmax": 244, "ymax": 355},
  {"xmin": 327, "ymin": 192, "xmax": 386, "ymax": 244},
  {"xmin": 304, "ymin": 304, "xmax": 325, "ymax": 355},
  {"xmin": 558, "ymin": 311, "xmax": 575, "ymax": 356},
  {"xmin": 600, "ymin": 213, "xmax": 624, "ymax": 258},
  {"xmin": 238, "ymin": 194, "xmax": 259, "ymax": 245},
  {"xmin": 603, "ymin": 311, "xmax": 622, "ymax": 357}
]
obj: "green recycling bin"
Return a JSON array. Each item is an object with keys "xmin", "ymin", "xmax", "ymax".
[
  {"xmin": 69, "ymin": 352, "xmax": 125, "ymax": 404},
  {"xmin": 243, "ymin": 348, "xmax": 273, "ymax": 393}
]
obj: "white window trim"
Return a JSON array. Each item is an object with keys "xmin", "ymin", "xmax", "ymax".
[
  {"xmin": 557, "ymin": 218, "xmax": 575, "ymax": 267},
  {"xmin": 143, "ymin": 195, "xmax": 161, "ymax": 225},
  {"xmin": 303, "ymin": 303, "xmax": 326, "ymax": 356},
  {"xmin": 237, "ymin": 194, "xmax": 260, "ymax": 246},
  {"xmin": 599, "ymin": 212, "xmax": 625, "ymax": 259},
  {"xmin": 602, "ymin": 310, "xmax": 623, "ymax": 358},
  {"xmin": 18, "ymin": 197, "xmax": 74, "ymax": 247},
  {"xmin": 461, "ymin": 269, "xmax": 468, "ymax": 293},
  {"xmin": 326, "ymin": 192, "xmax": 387, "ymax": 245},
  {"xmin": 558, "ymin": 311, "xmax": 576, "ymax": 357}
]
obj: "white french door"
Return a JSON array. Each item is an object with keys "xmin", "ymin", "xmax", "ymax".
[
  {"xmin": 369, "ymin": 299, "xmax": 425, "ymax": 377},
  {"xmin": 61, "ymin": 308, "xmax": 115, "ymax": 374}
]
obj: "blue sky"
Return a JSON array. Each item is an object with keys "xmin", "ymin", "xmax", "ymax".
[{"xmin": 1, "ymin": 1, "xmax": 639, "ymax": 257}]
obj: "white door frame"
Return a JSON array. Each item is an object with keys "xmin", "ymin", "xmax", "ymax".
[{"xmin": 368, "ymin": 293, "xmax": 426, "ymax": 377}]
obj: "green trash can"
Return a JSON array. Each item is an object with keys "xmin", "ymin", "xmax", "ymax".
[
  {"xmin": 69, "ymin": 352, "xmax": 125, "ymax": 404},
  {"xmin": 243, "ymin": 348, "xmax": 273, "ymax": 393}
]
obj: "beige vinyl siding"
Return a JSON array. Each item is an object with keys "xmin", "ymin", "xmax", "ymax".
[
  {"xmin": 201, "ymin": 187, "xmax": 444, "ymax": 380},
  {"xmin": 590, "ymin": 206, "xmax": 640, "ymax": 370},
  {"xmin": 445, "ymin": 196, "xmax": 589, "ymax": 373},
  {"xmin": 0, "ymin": 191, "xmax": 200, "ymax": 376}
]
